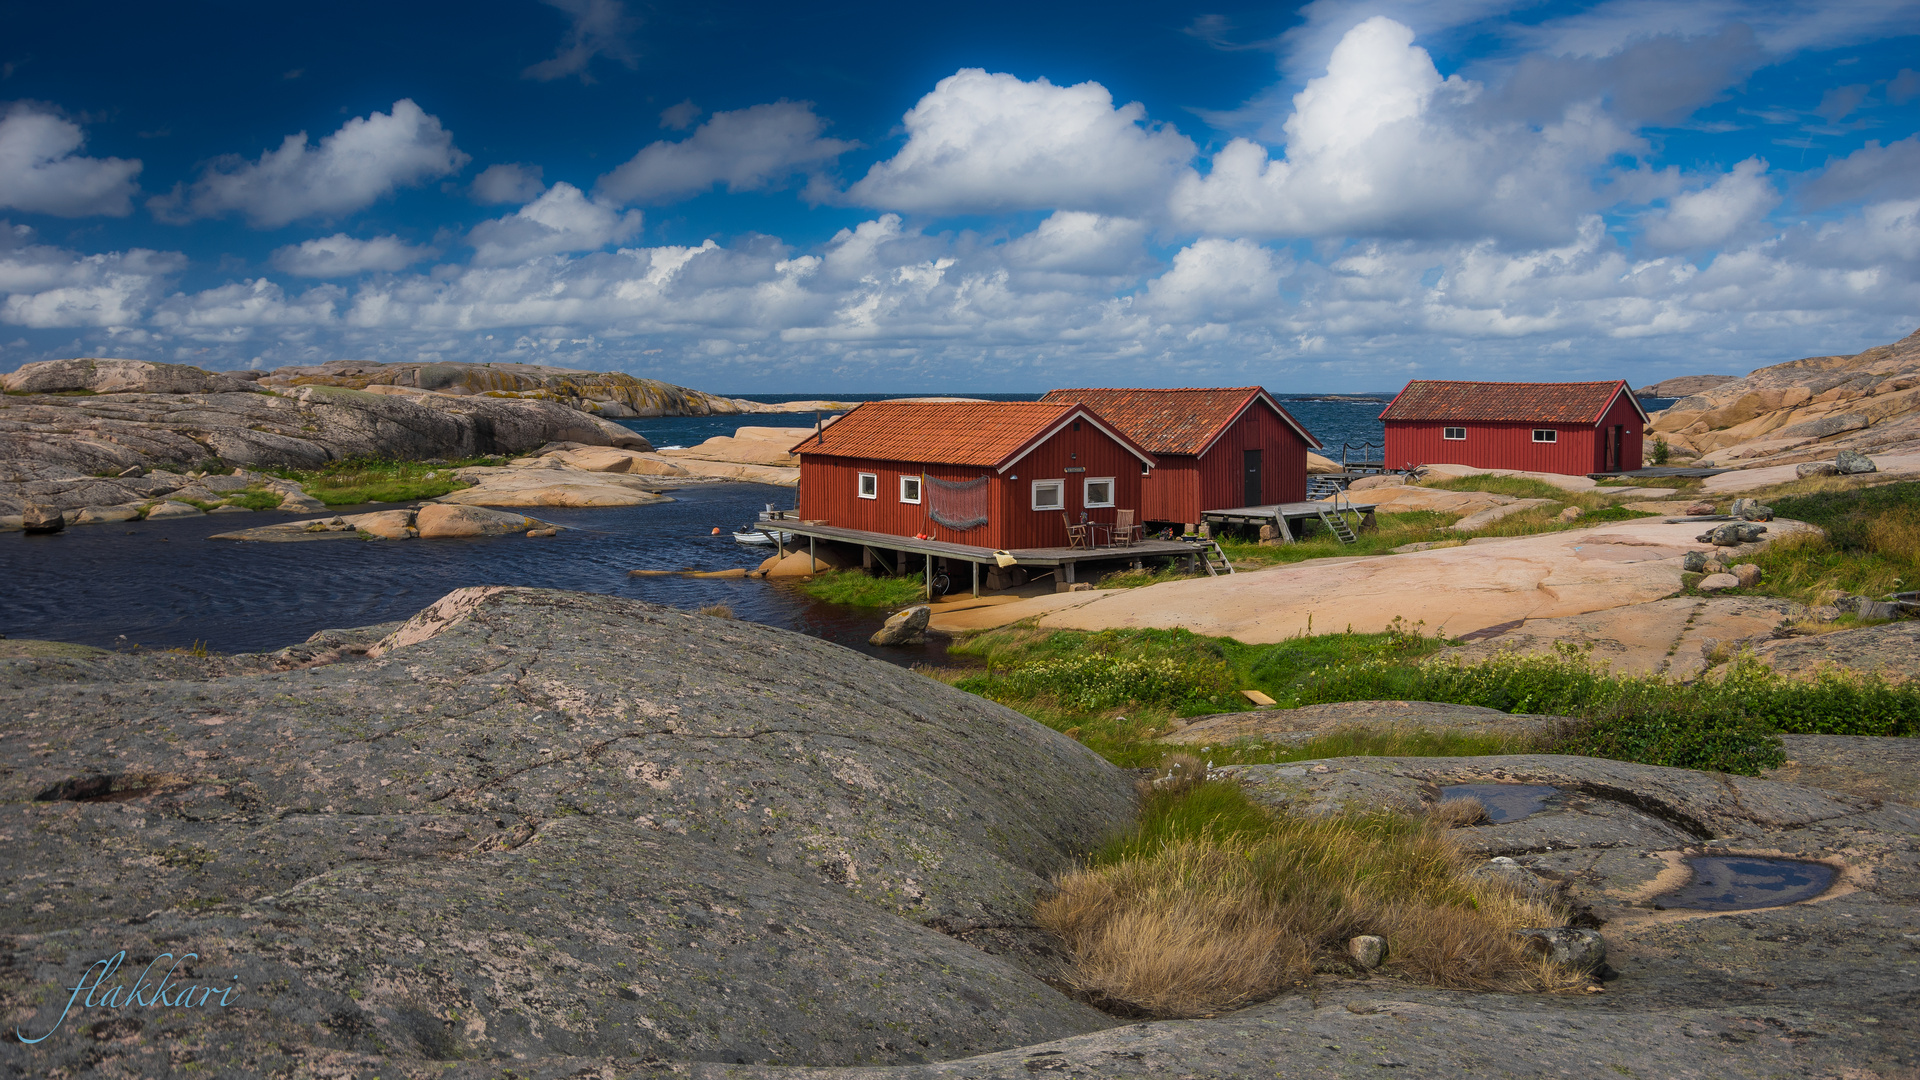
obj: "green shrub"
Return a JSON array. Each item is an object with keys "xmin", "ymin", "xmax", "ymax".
[
  {"xmin": 980, "ymin": 651, "xmax": 1238, "ymax": 713},
  {"xmin": 1652, "ymin": 437, "xmax": 1671, "ymax": 465}
]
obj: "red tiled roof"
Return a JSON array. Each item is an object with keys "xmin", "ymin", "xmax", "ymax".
[
  {"xmin": 1378, "ymin": 380, "xmax": 1636, "ymax": 424},
  {"xmin": 1038, "ymin": 387, "xmax": 1323, "ymax": 454},
  {"xmin": 790, "ymin": 401, "xmax": 1155, "ymax": 469}
]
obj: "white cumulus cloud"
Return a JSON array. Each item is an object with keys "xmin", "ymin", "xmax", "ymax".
[
  {"xmin": 1639, "ymin": 158, "xmax": 1780, "ymax": 252},
  {"xmin": 470, "ymin": 163, "xmax": 547, "ymax": 204},
  {"xmin": 0, "ymin": 104, "xmax": 143, "ymax": 217},
  {"xmin": 154, "ymin": 99, "xmax": 468, "ymax": 228},
  {"xmin": 270, "ymin": 233, "xmax": 435, "ymax": 277},
  {"xmin": 1004, "ymin": 212, "xmax": 1149, "ymax": 276},
  {"xmin": 1171, "ymin": 17, "xmax": 1639, "ymax": 244},
  {"xmin": 467, "ymin": 182, "xmax": 642, "ymax": 265},
  {"xmin": 596, "ymin": 102, "xmax": 854, "ymax": 205},
  {"xmin": 0, "ymin": 222, "xmax": 182, "ymax": 328},
  {"xmin": 847, "ymin": 69, "xmax": 1196, "ymax": 215},
  {"xmin": 1143, "ymin": 238, "xmax": 1284, "ymax": 322}
]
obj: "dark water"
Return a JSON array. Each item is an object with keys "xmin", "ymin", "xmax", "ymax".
[
  {"xmin": 1656, "ymin": 856, "xmax": 1838, "ymax": 912},
  {"xmin": 628, "ymin": 392, "xmax": 1394, "ymax": 457},
  {"xmin": 1439, "ymin": 783, "xmax": 1561, "ymax": 823},
  {"xmin": 0, "ymin": 483, "xmax": 961, "ymax": 666}
]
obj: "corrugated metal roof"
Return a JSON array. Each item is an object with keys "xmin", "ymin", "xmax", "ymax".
[
  {"xmin": 1039, "ymin": 387, "xmax": 1322, "ymax": 453},
  {"xmin": 790, "ymin": 401, "xmax": 1131, "ymax": 468},
  {"xmin": 1379, "ymin": 380, "xmax": 1632, "ymax": 424}
]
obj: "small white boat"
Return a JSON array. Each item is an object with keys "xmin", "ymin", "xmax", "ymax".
[{"xmin": 733, "ymin": 528, "xmax": 792, "ymax": 546}]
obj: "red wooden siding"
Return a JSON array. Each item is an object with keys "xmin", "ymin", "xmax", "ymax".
[
  {"xmin": 796, "ymin": 420, "xmax": 1148, "ymax": 548},
  {"xmin": 1386, "ymin": 421, "xmax": 1600, "ymax": 474},
  {"xmin": 1594, "ymin": 391, "xmax": 1645, "ymax": 472},
  {"xmin": 1139, "ymin": 403, "xmax": 1310, "ymax": 523}
]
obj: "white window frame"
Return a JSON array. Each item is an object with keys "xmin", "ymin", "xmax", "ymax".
[
  {"xmin": 1082, "ymin": 476, "xmax": 1115, "ymax": 508},
  {"xmin": 899, "ymin": 475, "xmax": 922, "ymax": 504},
  {"xmin": 857, "ymin": 472, "xmax": 878, "ymax": 499},
  {"xmin": 1031, "ymin": 479, "xmax": 1065, "ymax": 511},
  {"xmin": 1443, "ymin": 427, "xmax": 1466, "ymax": 441},
  {"xmin": 1532, "ymin": 429, "xmax": 1558, "ymax": 443}
]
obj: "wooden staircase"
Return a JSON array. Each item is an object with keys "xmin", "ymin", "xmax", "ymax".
[
  {"xmin": 1193, "ymin": 538, "xmax": 1235, "ymax": 575},
  {"xmin": 1316, "ymin": 491, "xmax": 1362, "ymax": 545}
]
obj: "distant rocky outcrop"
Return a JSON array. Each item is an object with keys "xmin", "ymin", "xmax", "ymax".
[
  {"xmin": 0, "ymin": 588, "xmax": 1135, "ymax": 1072},
  {"xmin": 255, "ymin": 359, "xmax": 846, "ymax": 419},
  {"xmin": 1648, "ymin": 327, "xmax": 1920, "ymax": 468},
  {"xmin": 1632, "ymin": 374, "xmax": 1737, "ymax": 398}
]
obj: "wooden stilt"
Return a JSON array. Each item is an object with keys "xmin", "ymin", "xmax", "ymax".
[{"xmin": 971, "ymin": 561, "xmax": 979, "ymax": 597}]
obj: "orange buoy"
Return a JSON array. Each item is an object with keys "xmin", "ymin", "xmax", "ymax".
[{"xmin": 711, "ymin": 527, "xmax": 722, "ymax": 534}]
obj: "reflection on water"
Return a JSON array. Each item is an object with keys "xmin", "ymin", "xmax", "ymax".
[
  {"xmin": 1656, "ymin": 856, "xmax": 1837, "ymax": 911},
  {"xmin": 1438, "ymin": 783, "xmax": 1561, "ymax": 823},
  {"xmin": 0, "ymin": 483, "xmax": 958, "ymax": 667}
]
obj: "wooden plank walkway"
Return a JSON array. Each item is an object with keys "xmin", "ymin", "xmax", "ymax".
[{"xmin": 1201, "ymin": 500, "xmax": 1378, "ymax": 526}]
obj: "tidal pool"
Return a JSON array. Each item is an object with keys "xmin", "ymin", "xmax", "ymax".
[
  {"xmin": 1656, "ymin": 856, "xmax": 1838, "ymax": 911},
  {"xmin": 1438, "ymin": 783, "xmax": 1560, "ymax": 823}
]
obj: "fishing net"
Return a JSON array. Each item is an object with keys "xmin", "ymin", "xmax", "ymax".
[{"xmin": 926, "ymin": 474, "xmax": 990, "ymax": 531}]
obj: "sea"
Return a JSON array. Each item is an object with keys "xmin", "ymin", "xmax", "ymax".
[{"xmin": 1, "ymin": 392, "xmax": 1402, "ymax": 664}]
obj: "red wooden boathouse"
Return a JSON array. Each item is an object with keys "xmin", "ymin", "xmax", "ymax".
[
  {"xmin": 1040, "ymin": 387, "xmax": 1322, "ymax": 524},
  {"xmin": 1380, "ymin": 380, "xmax": 1648, "ymax": 474},
  {"xmin": 789, "ymin": 401, "xmax": 1158, "ymax": 549}
]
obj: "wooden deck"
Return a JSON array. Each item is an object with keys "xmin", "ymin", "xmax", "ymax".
[
  {"xmin": 755, "ymin": 512, "xmax": 1208, "ymax": 592},
  {"xmin": 1201, "ymin": 500, "xmax": 1378, "ymax": 543}
]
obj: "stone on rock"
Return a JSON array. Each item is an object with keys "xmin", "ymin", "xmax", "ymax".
[
  {"xmin": 1558, "ymin": 506, "xmax": 1583, "ymax": 522},
  {"xmin": 985, "ymin": 565, "xmax": 1028, "ymax": 591},
  {"xmin": 414, "ymin": 503, "xmax": 541, "ymax": 538},
  {"xmin": 1698, "ymin": 572, "xmax": 1741, "ymax": 591},
  {"xmin": 142, "ymin": 500, "xmax": 202, "ymax": 519},
  {"xmin": 1796, "ymin": 461, "xmax": 1840, "ymax": 479},
  {"xmin": 1732, "ymin": 563, "xmax": 1762, "ymax": 587},
  {"xmin": 526, "ymin": 527, "xmax": 559, "ymax": 537},
  {"xmin": 870, "ymin": 604, "xmax": 933, "ymax": 645},
  {"xmin": 70, "ymin": 504, "xmax": 143, "ymax": 525},
  {"xmin": 1737, "ymin": 523, "xmax": 1768, "ymax": 542},
  {"xmin": 1835, "ymin": 449, "xmax": 1877, "ymax": 474},
  {"xmin": 1684, "ymin": 501, "xmax": 1716, "ymax": 514},
  {"xmin": 766, "ymin": 550, "xmax": 835, "ymax": 577},
  {"xmin": 1514, "ymin": 928, "xmax": 1607, "ymax": 972},
  {"xmin": 20, "ymin": 504, "xmax": 65, "ymax": 533},
  {"xmin": 206, "ymin": 504, "xmax": 254, "ymax": 513},
  {"xmin": 1682, "ymin": 550, "xmax": 1709, "ymax": 573},
  {"xmin": 1347, "ymin": 935, "xmax": 1388, "ymax": 970}
]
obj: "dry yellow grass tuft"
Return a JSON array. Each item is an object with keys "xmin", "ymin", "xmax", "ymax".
[
  {"xmin": 697, "ymin": 602, "xmax": 736, "ymax": 619},
  {"xmin": 1427, "ymin": 795, "xmax": 1490, "ymax": 828},
  {"xmin": 1037, "ymin": 779, "xmax": 1583, "ymax": 1018}
]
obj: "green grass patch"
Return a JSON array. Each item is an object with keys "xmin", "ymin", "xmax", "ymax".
[
  {"xmin": 941, "ymin": 621, "xmax": 1920, "ymax": 774},
  {"xmin": 797, "ymin": 570, "xmax": 928, "ymax": 607},
  {"xmin": 1735, "ymin": 481, "xmax": 1920, "ymax": 604},
  {"xmin": 267, "ymin": 455, "xmax": 500, "ymax": 506},
  {"xmin": 222, "ymin": 490, "xmax": 284, "ymax": 511}
]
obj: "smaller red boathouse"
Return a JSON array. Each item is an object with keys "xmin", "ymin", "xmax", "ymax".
[
  {"xmin": 1380, "ymin": 380, "xmax": 1648, "ymax": 475},
  {"xmin": 790, "ymin": 401, "xmax": 1158, "ymax": 549},
  {"xmin": 1040, "ymin": 387, "xmax": 1321, "ymax": 524}
]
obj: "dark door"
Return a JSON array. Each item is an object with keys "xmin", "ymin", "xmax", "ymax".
[
  {"xmin": 1606, "ymin": 426, "xmax": 1621, "ymax": 471},
  {"xmin": 1243, "ymin": 449, "xmax": 1263, "ymax": 507}
]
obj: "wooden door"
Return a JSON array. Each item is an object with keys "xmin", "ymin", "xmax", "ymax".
[
  {"xmin": 1606, "ymin": 426, "xmax": 1621, "ymax": 471},
  {"xmin": 1243, "ymin": 449, "xmax": 1262, "ymax": 507}
]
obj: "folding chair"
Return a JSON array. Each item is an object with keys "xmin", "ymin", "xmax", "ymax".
[
  {"xmin": 1112, "ymin": 509, "xmax": 1143, "ymax": 547},
  {"xmin": 1061, "ymin": 511, "xmax": 1091, "ymax": 549}
]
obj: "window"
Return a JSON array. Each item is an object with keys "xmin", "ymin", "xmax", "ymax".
[
  {"xmin": 857, "ymin": 472, "xmax": 877, "ymax": 499},
  {"xmin": 1532, "ymin": 429, "xmax": 1557, "ymax": 443},
  {"xmin": 899, "ymin": 475, "xmax": 922, "ymax": 504},
  {"xmin": 1031, "ymin": 479, "xmax": 1065, "ymax": 510},
  {"xmin": 1443, "ymin": 427, "xmax": 1466, "ymax": 441},
  {"xmin": 1083, "ymin": 477, "xmax": 1115, "ymax": 508}
]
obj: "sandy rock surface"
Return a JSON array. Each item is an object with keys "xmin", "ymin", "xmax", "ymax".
[
  {"xmin": 0, "ymin": 589, "xmax": 1135, "ymax": 1074},
  {"xmin": 1442, "ymin": 595, "xmax": 1805, "ymax": 678},
  {"xmin": 209, "ymin": 505, "xmax": 557, "ymax": 541},
  {"xmin": 435, "ymin": 463, "xmax": 676, "ymax": 507},
  {"xmin": 657, "ymin": 426, "xmax": 813, "ymax": 467},
  {"xmin": 988, "ymin": 519, "xmax": 1819, "ymax": 643},
  {"xmin": 1700, "ymin": 449, "xmax": 1920, "ymax": 493}
]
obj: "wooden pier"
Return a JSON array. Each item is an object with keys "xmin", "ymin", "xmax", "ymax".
[{"xmin": 755, "ymin": 511, "xmax": 1210, "ymax": 595}]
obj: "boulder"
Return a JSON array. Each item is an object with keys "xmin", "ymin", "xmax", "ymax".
[
  {"xmin": 1347, "ymin": 935, "xmax": 1388, "ymax": 969},
  {"xmin": 1698, "ymin": 572, "xmax": 1741, "ymax": 591},
  {"xmin": 1514, "ymin": 928, "xmax": 1607, "ymax": 972},
  {"xmin": 20, "ymin": 504, "xmax": 64, "ymax": 533},
  {"xmin": 142, "ymin": 500, "xmax": 202, "ymax": 519},
  {"xmin": 1682, "ymin": 550, "xmax": 1709, "ymax": 573},
  {"xmin": 1730, "ymin": 498, "xmax": 1773, "ymax": 521},
  {"xmin": 69, "ymin": 504, "xmax": 143, "ymax": 525},
  {"xmin": 0, "ymin": 588, "xmax": 1134, "ymax": 1073},
  {"xmin": 413, "ymin": 504, "xmax": 541, "ymax": 538},
  {"xmin": 1836, "ymin": 449, "xmax": 1878, "ymax": 474},
  {"xmin": 870, "ymin": 604, "xmax": 933, "ymax": 645},
  {"xmin": 1796, "ymin": 461, "xmax": 1840, "ymax": 478},
  {"xmin": 1732, "ymin": 563, "xmax": 1762, "ymax": 587},
  {"xmin": 354, "ymin": 509, "xmax": 417, "ymax": 540},
  {"xmin": 1557, "ymin": 506, "xmax": 1583, "ymax": 523}
]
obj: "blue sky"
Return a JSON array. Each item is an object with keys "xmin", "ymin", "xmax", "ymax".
[{"xmin": 1, "ymin": 1, "xmax": 1916, "ymax": 392}]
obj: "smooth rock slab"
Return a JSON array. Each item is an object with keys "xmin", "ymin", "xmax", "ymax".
[{"xmin": 0, "ymin": 588, "xmax": 1136, "ymax": 1072}]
